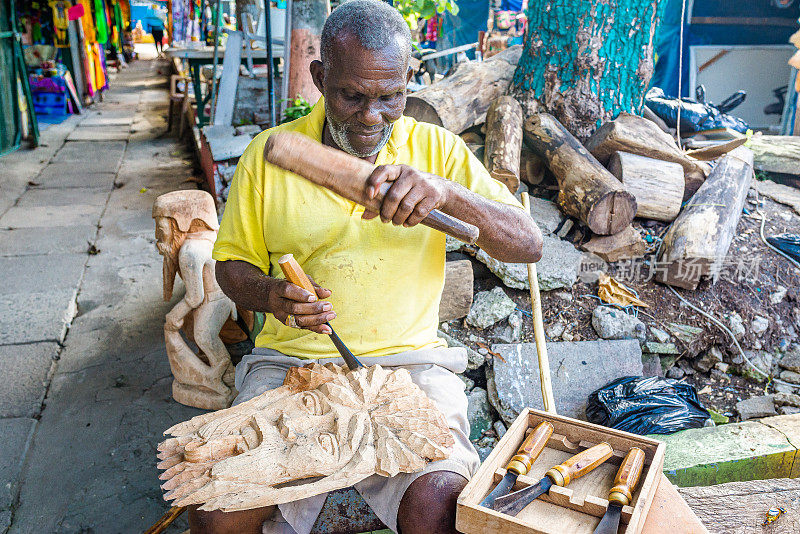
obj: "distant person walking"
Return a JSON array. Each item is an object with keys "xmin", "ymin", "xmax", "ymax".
[{"xmin": 149, "ymin": 3, "xmax": 167, "ymax": 57}]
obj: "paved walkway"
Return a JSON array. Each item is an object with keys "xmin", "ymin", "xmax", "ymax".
[{"xmin": 0, "ymin": 56, "xmax": 199, "ymax": 533}]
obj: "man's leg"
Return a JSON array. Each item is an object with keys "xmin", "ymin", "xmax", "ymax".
[
  {"xmin": 189, "ymin": 505, "xmax": 275, "ymax": 534},
  {"xmin": 397, "ymin": 471, "xmax": 467, "ymax": 534}
]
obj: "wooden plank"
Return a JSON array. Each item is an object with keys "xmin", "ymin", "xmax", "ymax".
[
  {"xmin": 213, "ymin": 30, "xmax": 243, "ymax": 127},
  {"xmin": 678, "ymin": 478, "xmax": 800, "ymax": 533},
  {"xmin": 641, "ymin": 476, "xmax": 708, "ymax": 534}
]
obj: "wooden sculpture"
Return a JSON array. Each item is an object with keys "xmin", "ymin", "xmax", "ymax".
[
  {"xmin": 153, "ymin": 190, "xmax": 237, "ymax": 410},
  {"xmin": 157, "ymin": 363, "xmax": 454, "ymax": 512}
]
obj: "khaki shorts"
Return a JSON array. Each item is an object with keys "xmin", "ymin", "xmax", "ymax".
[{"xmin": 231, "ymin": 347, "xmax": 481, "ymax": 534}]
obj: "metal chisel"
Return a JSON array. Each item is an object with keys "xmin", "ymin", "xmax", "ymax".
[
  {"xmin": 479, "ymin": 421, "xmax": 554, "ymax": 509},
  {"xmin": 278, "ymin": 253, "xmax": 364, "ymax": 370},
  {"xmin": 592, "ymin": 447, "xmax": 646, "ymax": 534},
  {"xmin": 492, "ymin": 442, "xmax": 614, "ymax": 516}
]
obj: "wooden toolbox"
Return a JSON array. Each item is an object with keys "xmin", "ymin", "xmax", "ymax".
[{"xmin": 456, "ymin": 408, "xmax": 666, "ymax": 534}]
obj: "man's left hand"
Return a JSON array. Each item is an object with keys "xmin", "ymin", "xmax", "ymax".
[{"xmin": 363, "ymin": 164, "xmax": 450, "ymax": 227}]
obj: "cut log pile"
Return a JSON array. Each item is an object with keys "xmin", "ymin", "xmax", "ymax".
[{"xmin": 405, "ymin": 62, "xmax": 757, "ymax": 291}]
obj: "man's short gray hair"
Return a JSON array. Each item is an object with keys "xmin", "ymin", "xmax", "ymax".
[{"xmin": 320, "ymin": 0, "xmax": 412, "ymax": 68}]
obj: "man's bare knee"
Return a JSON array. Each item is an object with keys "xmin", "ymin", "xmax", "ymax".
[
  {"xmin": 189, "ymin": 504, "xmax": 274, "ymax": 534},
  {"xmin": 397, "ymin": 471, "xmax": 467, "ymax": 534}
]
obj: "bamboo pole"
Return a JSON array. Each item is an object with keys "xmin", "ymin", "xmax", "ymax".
[{"xmin": 521, "ymin": 192, "xmax": 556, "ymax": 414}]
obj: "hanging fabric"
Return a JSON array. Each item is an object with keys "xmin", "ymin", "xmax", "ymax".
[
  {"xmin": 49, "ymin": 1, "xmax": 71, "ymax": 47},
  {"xmin": 93, "ymin": 0, "xmax": 108, "ymax": 43}
]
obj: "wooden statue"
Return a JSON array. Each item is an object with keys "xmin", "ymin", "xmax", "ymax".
[
  {"xmin": 153, "ymin": 190, "xmax": 237, "ymax": 411},
  {"xmin": 157, "ymin": 363, "xmax": 454, "ymax": 512}
]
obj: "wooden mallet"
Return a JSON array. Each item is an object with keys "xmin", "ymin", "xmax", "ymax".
[{"xmin": 264, "ymin": 132, "xmax": 480, "ymax": 245}]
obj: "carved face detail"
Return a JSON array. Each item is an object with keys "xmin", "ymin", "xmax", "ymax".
[{"xmin": 157, "ymin": 364, "xmax": 453, "ymax": 512}]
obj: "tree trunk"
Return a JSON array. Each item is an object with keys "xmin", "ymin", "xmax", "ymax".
[
  {"xmin": 288, "ymin": 0, "xmax": 328, "ymax": 104},
  {"xmin": 404, "ymin": 45, "xmax": 522, "ymax": 134},
  {"xmin": 483, "ymin": 96, "xmax": 523, "ymax": 193},
  {"xmin": 581, "ymin": 225, "xmax": 646, "ymax": 262},
  {"xmin": 584, "ymin": 113, "xmax": 709, "ymax": 200},
  {"xmin": 607, "ymin": 151, "xmax": 684, "ymax": 222},
  {"xmin": 656, "ymin": 147, "xmax": 754, "ymax": 290},
  {"xmin": 523, "ymin": 113, "xmax": 637, "ymax": 235},
  {"xmin": 511, "ymin": 0, "xmax": 665, "ymax": 140}
]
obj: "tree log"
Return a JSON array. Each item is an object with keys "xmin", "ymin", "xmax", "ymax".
[
  {"xmin": 404, "ymin": 45, "xmax": 522, "ymax": 134},
  {"xmin": 519, "ymin": 146, "xmax": 545, "ymax": 186},
  {"xmin": 608, "ymin": 151, "xmax": 684, "ymax": 222},
  {"xmin": 484, "ymin": 96, "xmax": 523, "ymax": 193},
  {"xmin": 581, "ymin": 225, "xmax": 646, "ymax": 262},
  {"xmin": 656, "ymin": 147, "xmax": 754, "ymax": 290},
  {"xmin": 584, "ymin": 113, "xmax": 710, "ymax": 200},
  {"xmin": 523, "ymin": 113, "xmax": 637, "ymax": 235},
  {"xmin": 511, "ymin": 0, "xmax": 665, "ymax": 140},
  {"xmin": 439, "ymin": 260, "xmax": 474, "ymax": 322}
]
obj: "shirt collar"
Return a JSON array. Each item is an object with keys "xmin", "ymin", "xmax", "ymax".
[{"xmin": 304, "ymin": 96, "xmax": 412, "ymax": 165}]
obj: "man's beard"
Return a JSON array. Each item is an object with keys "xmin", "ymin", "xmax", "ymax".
[{"xmin": 326, "ymin": 105, "xmax": 393, "ymax": 158}]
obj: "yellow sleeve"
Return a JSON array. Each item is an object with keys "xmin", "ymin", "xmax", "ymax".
[
  {"xmin": 444, "ymin": 135, "xmax": 524, "ymax": 209},
  {"xmin": 211, "ymin": 154, "xmax": 270, "ymax": 274}
]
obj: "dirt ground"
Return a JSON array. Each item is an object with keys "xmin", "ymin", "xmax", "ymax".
[{"xmin": 445, "ymin": 179, "xmax": 800, "ymax": 420}]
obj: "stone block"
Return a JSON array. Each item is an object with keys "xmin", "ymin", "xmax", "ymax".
[
  {"xmin": 761, "ymin": 414, "xmax": 800, "ymax": 477},
  {"xmin": 34, "ymin": 165, "xmax": 116, "ymax": 189},
  {"xmin": 735, "ymin": 395, "xmax": 776, "ymax": 421},
  {"xmin": 467, "ymin": 387, "xmax": 493, "ymax": 441},
  {"xmin": 658, "ymin": 421, "xmax": 796, "ymax": 487},
  {"xmin": 0, "ymin": 418, "xmax": 36, "ymax": 514},
  {"xmin": 0, "ymin": 226, "xmax": 97, "ymax": 256},
  {"xmin": 0, "ymin": 343, "xmax": 58, "ymax": 417},
  {"xmin": 50, "ymin": 141, "xmax": 126, "ymax": 164},
  {"xmin": 0, "ymin": 254, "xmax": 87, "ymax": 296},
  {"xmin": 67, "ymin": 127, "xmax": 130, "ymax": 141},
  {"xmin": 0, "ymin": 204, "xmax": 104, "ymax": 229},
  {"xmin": 0, "ymin": 290, "xmax": 77, "ymax": 344},
  {"xmin": 16, "ymin": 187, "xmax": 109, "ymax": 208},
  {"xmin": 488, "ymin": 340, "xmax": 642, "ymax": 422}
]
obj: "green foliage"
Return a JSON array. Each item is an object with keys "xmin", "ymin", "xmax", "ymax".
[
  {"xmin": 393, "ymin": 0, "xmax": 458, "ymax": 29},
  {"xmin": 280, "ymin": 95, "xmax": 313, "ymax": 124}
]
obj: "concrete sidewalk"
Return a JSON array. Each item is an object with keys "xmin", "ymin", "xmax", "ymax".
[{"xmin": 0, "ymin": 57, "xmax": 200, "ymax": 533}]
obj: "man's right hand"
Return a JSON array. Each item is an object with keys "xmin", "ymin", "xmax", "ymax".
[{"xmin": 267, "ymin": 278, "xmax": 335, "ymax": 335}]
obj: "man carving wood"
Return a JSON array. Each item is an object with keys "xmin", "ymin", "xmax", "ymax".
[{"xmin": 198, "ymin": 0, "xmax": 543, "ymax": 532}]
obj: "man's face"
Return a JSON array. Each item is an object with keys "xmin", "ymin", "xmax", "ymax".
[
  {"xmin": 154, "ymin": 217, "xmax": 174, "ymax": 256},
  {"xmin": 312, "ymin": 33, "xmax": 411, "ymax": 158}
]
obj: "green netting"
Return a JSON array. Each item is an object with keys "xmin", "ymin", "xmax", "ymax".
[{"xmin": 0, "ymin": 0, "xmax": 19, "ymax": 155}]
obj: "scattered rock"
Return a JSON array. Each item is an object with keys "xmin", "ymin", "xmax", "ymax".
[
  {"xmin": 645, "ymin": 342, "xmax": 679, "ymax": 354},
  {"xmin": 694, "ymin": 347, "xmax": 723, "ymax": 373},
  {"xmin": 735, "ymin": 396, "xmax": 776, "ymax": 420},
  {"xmin": 493, "ymin": 421, "xmax": 507, "ymax": 439},
  {"xmin": 458, "ymin": 374, "xmax": 475, "ymax": 391},
  {"xmin": 779, "ymin": 345, "xmax": 800, "ymax": 373},
  {"xmin": 556, "ymin": 219, "xmax": 574, "ymax": 238},
  {"xmin": 446, "ymin": 235, "xmax": 465, "ymax": 252},
  {"xmin": 466, "ymin": 287, "xmax": 516, "ymax": 329},
  {"xmin": 467, "ymin": 387, "xmax": 493, "ymax": 441},
  {"xmin": 668, "ymin": 323, "xmax": 705, "ymax": 346},
  {"xmin": 650, "ymin": 327, "xmax": 671, "ymax": 343},
  {"xmin": 641, "ymin": 353, "xmax": 663, "ymax": 377},
  {"xmin": 678, "ymin": 359, "xmax": 696, "ymax": 376},
  {"xmin": 715, "ymin": 362, "xmax": 730, "ymax": 373},
  {"xmin": 751, "ymin": 316, "xmax": 770, "ymax": 335},
  {"xmin": 591, "ymin": 306, "xmax": 647, "ymax": 344},
  {"xmin": 710, "ymin": 369, "xmax": 731, "ymax": 383},
  {"xmin": 775, "ymin": 382, "xmax": 797, "ymax": 394},
  {"xmin": 546, "ymin": 321, "xmax": 565, "ymax": 340},
  {"xmin": 779, "ymin": 406, "xmax": 800, "ymax": 415},
  {"xmin": 771, "ymin": 286, "xmax": 788, "ymax": 305},
  {"xmin": 726, "ymin": 312, "xmax": 746, "ymax": 340},
  {"xmin": 774, "ymin": 392, "xmax": 800, "ymax": 408},
  {"xmin": 474, "ymin": 234, "xmax": 582, "ymax": 291},
  {"xmin": 478, "ymin": 347, "xmax": 489, "ymax": 356},
  {"xmin": 739, "ymin": 351, "xmax": 774, "ymax": 382},
  {"xmin": 488, "ymin": 340, "xmax": 643, "ymax": 422},
  {"xmin": 552, "ymin": 290, "xmax": 573, "ymax": 302},
  {"xmin": 476, "ymin": 445, "xmax": 494, "ymax": 462},
  {"xmin": 438, "ymin": 329, "xmax": 485, "ymax": 370},
  {"xmin": 528, "ymin": 196, "xmax": 566, "ymax": 235},
  {"xmin": 779, "ymin": 370, "xmax": 800, "ymax": 385},
  {"xmin": 666, "ymin": 366, "xmax": 685, "ymax": 379},
  {"xmin": 561, "ymin": 332, "xmax": 574, "ymax": 342}
]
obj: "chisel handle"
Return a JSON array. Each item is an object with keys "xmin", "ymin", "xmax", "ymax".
[
  {"xmin": 265, "ymin": 132, "xmax": 480, "ymax": 244},
  {"xmin": 506, "ymin": 421, "xmax": 554, "ymax": 476},
  {"xmin": 608, "ymin": 447, "xmax": 645, "ymax": 506},
  {"xmin": 545, "ymin": 442, "xmax": 613, "ymax": 487},
  {"xmin": 278, "ymin": 254, "xmax": 317, "ymax": 296}
]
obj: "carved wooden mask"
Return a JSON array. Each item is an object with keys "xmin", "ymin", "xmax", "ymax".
[{"xmin": 157, "ymin": 363, "xmax": 454, "ymax": 511}]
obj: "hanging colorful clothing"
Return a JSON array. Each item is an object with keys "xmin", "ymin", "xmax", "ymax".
[
  {"xmin": 78, "ymin": 0, "xmax": 97, "ymax": 42},
  {"xmin": 93, "ymin": 0, "xmax": 108, "ymax": 43},
  {"xmin": 50, "ymin": 1, "xmax": 71, "ymax": 47}
]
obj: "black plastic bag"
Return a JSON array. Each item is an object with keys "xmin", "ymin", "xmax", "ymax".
[
  {"xmin": 645, "ymin": 87, "xmax": 750, "ymax": 134},
  {"xmin": 767, "ymin": 233, "xmax": 800, "ymax": 264},
  {"xmin": 587, "ymin": 376, "xmax": 710, "ymax": 435}
]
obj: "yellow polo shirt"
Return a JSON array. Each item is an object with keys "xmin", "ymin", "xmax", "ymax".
[{"xmin": 213, "ymin": 99, "xmax": 522, "ymax": 359}]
